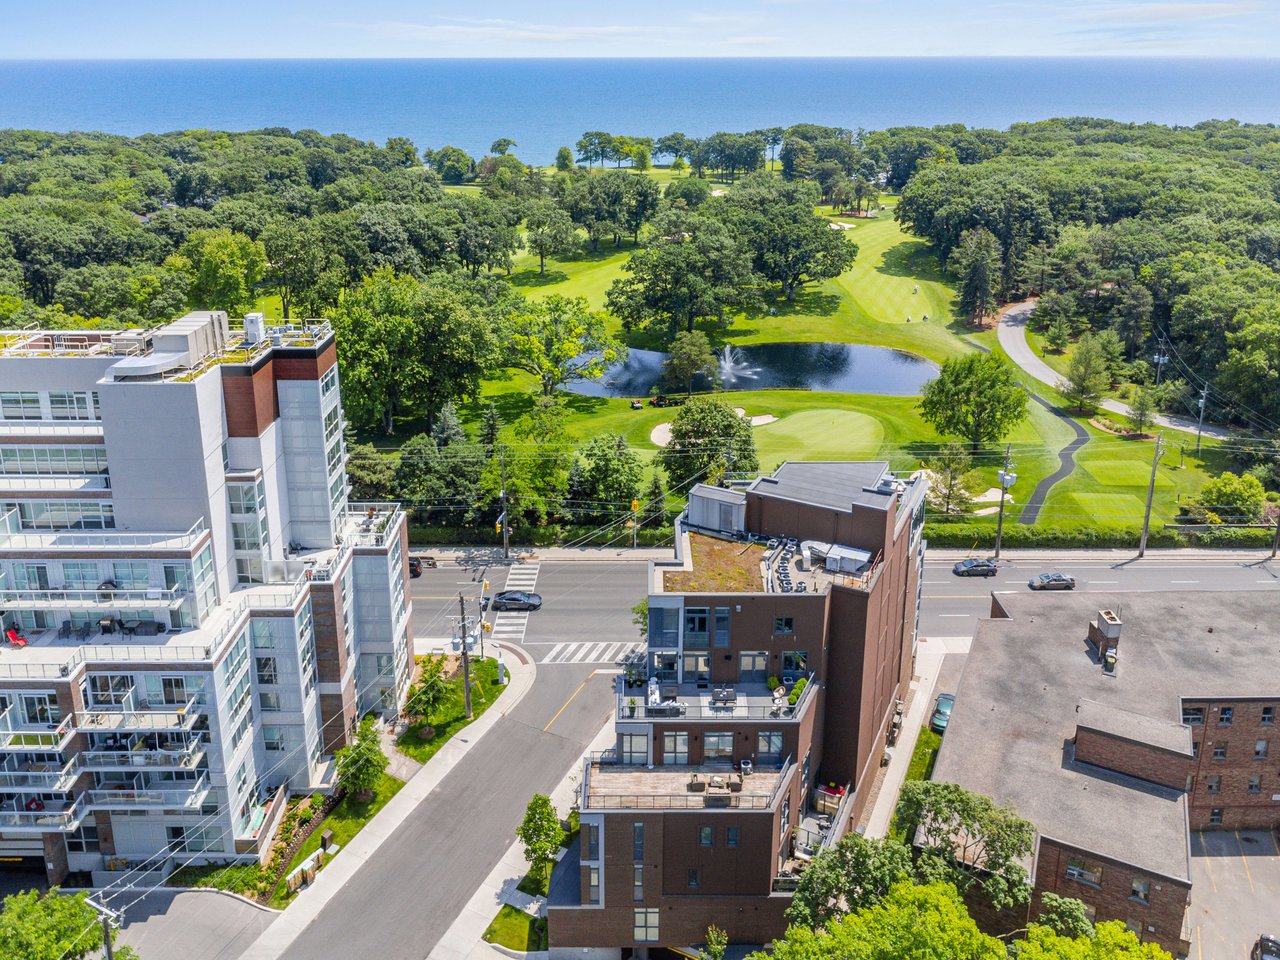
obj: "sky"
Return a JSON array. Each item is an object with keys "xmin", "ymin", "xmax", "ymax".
[{"xmin": 1, "ymin": 0, "xmax": 1278, "ymax": 58}]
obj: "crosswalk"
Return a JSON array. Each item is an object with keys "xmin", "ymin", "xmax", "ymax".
[
  {"xmin": 488, "ymin": 562, "xmax": 541, "ymax": 646},
  {"xmin": 538, "ymin": 641, "xmax": 643, "ymax": 664}
]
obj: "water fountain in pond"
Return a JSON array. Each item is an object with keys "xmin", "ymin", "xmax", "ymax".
[{"xmin": 718, "ymin": 346, "xmax": 762, "ymax": 385}]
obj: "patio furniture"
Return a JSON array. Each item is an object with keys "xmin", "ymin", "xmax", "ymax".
[
  {"xmin": 76, "ymin": 623, "xmax": 91, "ymax": 642},
  {"xmin": 58, "ymin": 620, "xmax": 72, "ymax": 640},
  {"xmin": 688, "ymin": 775, "xmax": 706, "ymax": 793},
  {"xmin": 711, "ymin": 687, "xmax": 736, "ymax": 705},
  {"xmin": 98, "ymin": 616, "xmax": 117, "ymax": 635}
]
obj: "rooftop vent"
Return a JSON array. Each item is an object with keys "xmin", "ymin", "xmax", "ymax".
[{"xmin": 243, "ymin": 313, "xmax": 265, "ymax": 344}]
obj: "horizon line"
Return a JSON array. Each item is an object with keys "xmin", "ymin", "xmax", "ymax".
[{"xmin": 3, "ymin": 54, "xmax": 1280, "ymax": 62}]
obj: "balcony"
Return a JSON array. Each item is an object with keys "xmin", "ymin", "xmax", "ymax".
[
  {"xmin": 0, "ymin": 517, "xmax": 207, "ymax": 553},
  {"xmin": 0, "ymin": 756, "xmax": 78, "ymax": 792},
  {"xmin": 345, "ymin": 502, "xmax": 403, "ymax": 548},
  {"xmin": 0, "ymin": 703, "xmax": 76, "ymax": 751},
  {"xmin": 86, "ymin": 772, "xmax": 209, "ymax": 810},
  {"xmin": 78, "ymin": 738, "xmax": 204, "ymax": 772},
  {"xmin": 582, "ymin": 754, "xmax": 793, "ymax": 811},
  {"xmin": 617, "ymin": 674, "xmax": 818, "ymax": 722},
  {"xmin": 0, "ymin": 587, "xmax": 186, "ymax": 611},
  {"xmin": 0, "ymin": 795, "xmax": 87, "ymax": 832},
  {"xmin": 78, "ymin": 695, "xmax": 201, "ymax": 732}
]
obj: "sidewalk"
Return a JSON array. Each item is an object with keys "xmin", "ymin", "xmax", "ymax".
[
  {"xmin": 925, "ymin": 546, "xmax": 1276, "ymax": 562},
  {"xmin": 429, "ymin": 717, "xmax": 618, "ymax": 960},
  {"xmin": 238, "ymin": 641, "xmax": 537, "ymax": 960},
  {"xmin": 414, "ymin": 546, "xmax": 674, "ymax": 564}
]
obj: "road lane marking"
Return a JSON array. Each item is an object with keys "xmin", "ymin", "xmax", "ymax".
[
  {"xmin": 543, "ymin": 672, "xmax": 596, "ymax": 732},
  {"xmin": 1171, "ymin": 580, "xmax": 1199, "ymax": 584},
  {"xmin": 545, "ymin": 643, "xmax": 566, "ymax": 661},
  {"xmin": 1237, "ymin": 831, "xmax": 1256, "ymax": 894},
  {"xmin": 922, "ymin": 595, "xmax": 991, "ymax": 600},
  {"xmin": 938, "ymin": 614, "xmax": 971, "ymax": 618}
]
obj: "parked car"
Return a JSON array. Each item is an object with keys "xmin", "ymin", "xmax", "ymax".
[
  {"xmin": 952, "ymin": 558, "xmax": 998, "ymax": 578},
  {"xmin": 930, "ymin": 694, "xmax": 956, "ymax": 733},
  {"xmin": 1028, "ymin": 572, "xmax": 1076, "ymax": 591},
  {"xmin": 492, "ymin": 590, "xmax": 543, "ymax": 611},
  {"xmin": 1252, "ymin": 935, "xmax": 1280, "ymax": 960},
  {"xmin": 407, "ymin": 555, "xmax": 437, "ymax": 578}
]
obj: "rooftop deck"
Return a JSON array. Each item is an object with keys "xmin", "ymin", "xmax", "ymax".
[
  {"xmin": 618, "ymin": 676, "xmax": 817, "ymax": 722},
  {"xmin": 583, "ymin": 756, "xmax": 791, "ymax": 811}
]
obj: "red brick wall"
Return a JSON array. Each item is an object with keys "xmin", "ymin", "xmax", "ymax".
[
  {"xmin": 1184, "ymin": 699, "xmax": 1280, "ymax": 830},
  {"xmin": 1073, "ymin": 728, "xmax": 1191, "ymax": 790}
]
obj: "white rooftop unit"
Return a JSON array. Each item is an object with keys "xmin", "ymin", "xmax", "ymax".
[
  {"xmin": 687, "ymin": 484, "xmax": 746, "ymax": 536},
  {"xmin": 823, "ymin": 544, "xmax": 873, "ymax": 574}
]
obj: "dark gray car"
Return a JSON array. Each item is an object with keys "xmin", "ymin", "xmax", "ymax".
[
  {"xmin": 1028, "ymin": 572, "xmax": 1076, "ymax": 590},
  {"xmin": 492, "ymin": 590, "xmax": 542, "ymax": 611}
]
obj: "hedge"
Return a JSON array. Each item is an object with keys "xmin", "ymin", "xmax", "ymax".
[
  {"xmin": 409, "ymin": 524, "xmax": 676, "ymax": 548},
  {"xmin": 923, "ymin": 521, "xmax": 1275, "ymax": 549}
]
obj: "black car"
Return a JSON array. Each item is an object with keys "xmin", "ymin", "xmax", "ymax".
[
  {"xmin": 1028, "ymin": 572, "xmax": 1076, "ymax": 591},
  {"xmin": 952, "ymin": 558, "xmax": 998, "ymax": 578},
  {"xmin": 491, "ymin": 590, "xmax": 543, "ymax": 611},
  {"xmin": 1253, "ymin": 936, "xmax": 1280, "ymax": 960}
]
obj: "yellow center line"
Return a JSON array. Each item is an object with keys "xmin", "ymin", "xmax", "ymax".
[
  {"xmin": 1237, "ymin": 831, "xmax": 1256, "ymax": 893},
  {"xmin": 544, "ymin": 671, "xmax": 599, "ymax": 732},
  {"xmin": 1195, "ymin": 925, "xmax": 1202, "ymax": 960}
]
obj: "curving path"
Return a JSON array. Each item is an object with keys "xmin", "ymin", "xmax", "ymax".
[
  {"xmin": 1019, "ymin": 395, "xmax": 1089, "ymax": 524},
  {"xmin": 997, "ymin": 301, "xmax": 1235, "ymax": 440}
]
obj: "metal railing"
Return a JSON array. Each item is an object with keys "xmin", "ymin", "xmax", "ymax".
[
  {"xmin": 0, "ymin": 516, "xmax": 206, "ymax": 551},
  {"xmin": 0, "ymin": 587, "xmax": 186, "ymax": 608},
  {"xmin": 0, "ymin": 795, "xmax": 86, "ymax": 831},
  {"xmin": 78, "ymin": 694, "xmax": 201, "ymax": 732},
  {"xmin": 582, "ymin": 755, "xmax": 793, "ymax": 812},
  {"xmin": 344, "ymin": 502, "xmax": 404, "ymax": 548},
  {"xmin": 86, "ymin": 772, "xmax": 208, "ymax": 809},
  {"xmin": 0, "ymin": 762, "xmax": 78, "ymax": 791},
  {"xmin": 0, "ymin": 704, "xmax": 77, "ymax": 749},
  {"xmin": 78, "ymin": 740, "xmax": 203, "ymax": 771},
  {"xmin": 617, "ymin": 675, "xmax": 817, "ymax": 722}
]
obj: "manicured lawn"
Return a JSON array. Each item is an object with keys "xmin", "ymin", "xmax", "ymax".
[
  {"xmin": 483, "ymin": 904, "xmax": 547, "ymax": 951},
  {"xmin": 396, "ymin": 657, "xmax": 504, "ymax": 764},
  {"xmin": 516, "ymin": 862, "xmax": 552, "ymax": 897},
  {"xmin": 905, "ymin": 726, "xmax": 943, "ymax": 783},
  {"xmin": 268, "ymin": 772, "xmax": 405, "ymax": 908}
]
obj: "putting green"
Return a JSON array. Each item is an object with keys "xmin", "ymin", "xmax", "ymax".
[
  {"xmin": 753, "ymin": 409, "xmax": 886, "ymax": 468},
  {"xmin": 1060, "ymin": 491, "xmax": 1146, "ymax": 524},
  {"xmin": 1080, "ymin": 458, "xmax": 1175, "ymax": 489}
]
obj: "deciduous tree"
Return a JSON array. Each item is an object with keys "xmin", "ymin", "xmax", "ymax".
[
  {"xmin": 523, "ymin": 200, "xmax": 576, "ymax": 274},
  {"xmin": 657, "ymin": 397, "xmax": 759, "ymax": 490},
  {"xmin": 785, "ymin": 833, "xmax": 913, "ymax": 929},
  {"xmin": 919, "ymin": 354, "xmax": 1028, "ymax": 449},
  {"xmin": 509, "ymin": 294, "xmax": 626, "ymax": 396},
  {"xmin": 0, "ymin": 888, "xmax": 122, "ymax": 960},
  {"xmin": 664, "ymin": 329, "xmax": 718, "ymax": 396},
  {"xmin": 517, "ymin": 793, "xmax": 564, "ymax": 883},
  {"xmin": 335, "ymin": 715, "xmax": 388, "ymax": 801},
  {"xmin": 174, "ymin": 227, "xmax": 266, "ymax": 315},
  {"xmin": 924, "ymin": 442, "xmax": 977, "ymax": 516}
]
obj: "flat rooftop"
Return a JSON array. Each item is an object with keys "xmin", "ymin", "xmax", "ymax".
[
  {"xmin": 584, "ymin": 761, "xmax": 785, "ymax": 811},
  {"xmin": 747, "ymin": 461, "xmax": 896, "ymax": 512},
  {"xmin": 662, "ymin": 533, "xmax": 766, "ymax": 593},
  {"xmin": 933, "ymin": 590, "xmax": 1280, "ymax": 883}
]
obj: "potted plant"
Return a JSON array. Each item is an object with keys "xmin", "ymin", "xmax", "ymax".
[{"xmin": 627, "ymin": 697, "xmax": 638, "ymax": 718}]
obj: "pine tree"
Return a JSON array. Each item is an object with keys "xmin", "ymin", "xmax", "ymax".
[
  {"xmin": 480, "ymin": 402, "xmax": 501, "ymax": 454},
  {"xmin": 643, "ymin": 474, "xmax": 666, "ymax": 526},
  {"xmin": 431, "ymin": 401, "xmax": 467, "ymax": 448}
]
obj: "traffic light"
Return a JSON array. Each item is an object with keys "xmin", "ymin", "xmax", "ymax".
[
  {"xmin": 482, "ymin": 621, "xmax": 492, "ymax": 634},
  {"xmin": 631, "ymin": 499, "xmax": 640, "ymax": 513},
  {"xmin": 495, "ymin": 521, "xmax": 502, "ymax": 534}
]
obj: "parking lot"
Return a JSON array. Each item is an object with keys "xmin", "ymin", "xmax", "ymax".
[{"xmin": 1189, "ymin": 830, "xmax": 1280, "ymax": 959}]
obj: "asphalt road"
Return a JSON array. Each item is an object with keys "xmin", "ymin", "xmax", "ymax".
[
  {"xmin": 919, "ymin": 555, "xmax": 1279, "ymax": 637},
  {"xmin": 273, "ymin": 560, "xmax": 624, "ymax": 960}
]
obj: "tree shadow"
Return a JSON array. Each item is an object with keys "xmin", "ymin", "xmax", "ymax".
[
  {"xmin": 509, "ymin": 269, "xmax": 569, "ymax": 288},
  {"xmin": 561, "ymin": 393, "xmax": 610, "ymax": 417},
  {"xmin": 877, "ymin": 239, "xmax": 949, "ymax": 283},
  {"xmin": 754, "ymin": 288, "xmax": 842, "ymax": 319}
]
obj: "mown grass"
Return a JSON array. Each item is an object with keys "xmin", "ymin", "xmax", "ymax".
[
  {"xmin": 396, "ymin": 657, "xmax": 504, "ymax": 764},
  {"xmin": 483, "ymin": 904, "xmax": 547, "ymax": 951}
]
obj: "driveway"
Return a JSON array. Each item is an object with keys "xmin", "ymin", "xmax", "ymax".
[
  {"xmin": 117, "ymin": 891, "xmax": 276, "ymax": 960},
  {"xmin": 996, "ymin": 301, "xmax": 1235, "ymax": 440},
  {"xmin": 1189, "ymin": 829, "xmax": 1280, "ymax": 960}
]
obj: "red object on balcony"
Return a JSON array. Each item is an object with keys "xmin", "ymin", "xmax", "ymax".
[{"xmin": 5, "ymin": 628, "xmax": 27, "ymax": 648}]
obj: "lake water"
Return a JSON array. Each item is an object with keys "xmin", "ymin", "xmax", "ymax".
[
  {"xmin": 1, "ymin": 58, "xmax": 1278, "ymax": 164},
  {"xmin": 564, "ymin": 343, "xmax": 939, "ymax": 399}
]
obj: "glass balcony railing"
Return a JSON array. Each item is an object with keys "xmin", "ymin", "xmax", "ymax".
[
  {"xmin": 0, "ymin": 758, "xmax": 78, "ymax": 791},
  {"xmin": 0, "ymin": 587, "xmax": 186, "ymax": 610},
  {"xmin": 0, "ymin": 795, "xmax": 86, "ymax": 832},
  {"xmin": 78, "ymin": 695, "xmax": 201, "ymax": 732},
  {"xmin": 78, "ymin": 739, "xmax": 204, "ymax": 772},
  {"xmin": 0, "ymin": 703, "xmax": 76, "ymax": 751},
  {"xmin": 86, "ymin": 773, "xmax": 208, "ymax": 810}
]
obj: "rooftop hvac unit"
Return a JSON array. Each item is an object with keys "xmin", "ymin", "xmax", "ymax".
[{"xmin": 243, "ymin": 313, "xmax": 266, "ymax": 344}]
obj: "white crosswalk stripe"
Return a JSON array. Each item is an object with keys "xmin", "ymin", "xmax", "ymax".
[
  {"xmin": 539, "ymin": 641, "xmax": 642, "ymax": 664},
  {"xmin": 487, "ymin": 564, "xmax": 540, "ymax": 645}
]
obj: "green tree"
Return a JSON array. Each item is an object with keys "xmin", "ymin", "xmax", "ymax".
[
  {"xmin": 335, "ymin": 715, "xmax": 388, "ymax": 801},
  {"xmin": 657, "ymin": 397, "xmax": 759, "ymax": 490},
  {"xmin": 1061, "ymin": 333, "xmax": 1111, "ymax": 413},
  {"xmin": 431, "ymin": 401, "xmax": 467, "ymax": 447},
  {"xmin": 173, "ymin": 227, "xmax": 266, "ymax": 315},
  {"xmin": 346, "ymin": 442, "xmax": 396, "ymax": 501},
  {"xmin": 490, "ymin": 138, "xmax": 517, "ymax": 156},
  {"xmin": 664, "ymin": 329, "xmax": 718, "ymax": 396},
  {"xmin": 1035, "ymin": 893, "xmax": 1096, "ymax": 939},
  {"xmin": 508, "ymin": 294, "xmax": 626, "ymax": 396},
  {"xmin": 924, "ymin": 442, "xmax": 977, "ymax": 516},
  {"xmin": 1044, "ymin": 316, "xmax": 1072, "ymax": 353},
  {"xmin": 1111, "ymin": 284, "xmax": 1153, "ymax": 358},
  {"xmin": 1128, "ymin": 386, "xmax": 1157, "ymax": 435},
  {"xmin": 555, "ymin": 146, "xmax": 575, "ymax": 173},
  {"xmin": 516, "ymin": 793, "xmax": 564, "ymax": 884},
  {"xmin": 895, "ymin": 780, "xmax": 1036, "ymax": 912},
  {"xmin": 394, "ymin": 434, "xmax": 483, "ymax": 526},
  {"xmin": 703, "ymin": 925, "xmax": 728, "ymax": 960},
  {"xmin": 919, "ymin": 354, "xmax": 1028, "ymax": 449},
  {"xmin": 428, "ymin": 145, "xmax": 474, "ymax": 184},
  {"xmin": 607, "ymin": 210, "xmax": 758, "ymax": 338},
  {"xmin": 0, "ymin": 888, "xmax": 120, "ymax": 960},
  {"xmin": 575, "ymin": 434, "xmax": 644, "ymax": 521},
  {"xmin": 761, "ymin": 882, "xmax": 1004, "ymax": 960},
  {"xmin": 1012, "ymin": 920, "xmax": 1173, "ymax": 959},
  {"xmin": 786, "ymin": 833, "xmax": 913, "ymax": 929},
  {"xmin": 481, "ymin": 401, "xmax": 572, "ymax": 525},
  {"xmin": 642, "ymin": 473, "xmax": 667, "ymax": 526},
  {"xmin": 1194, "ymin": 470, "xmax": 1267, "ymax": 523},
  {"xmin": 479, "ymin": 402, "xmax": 501, "ymax": 454},
  {"xmin": 666, "ymin": 178, "xmax": 713, "ymax": 210},
  {"xmin": 523, "ymin": 200, "xmax": 576, "ymax": 274},
  {"xmin": 404, "ymin": 654, "xmax": 450, "ymax": 730},
  {"xmin": 948, "ymin": 227, "xmax": 1002, "ymax": 326},
  {"xmin": 260, "ymin": 218, "xmax": 323, "ymax": 319}
]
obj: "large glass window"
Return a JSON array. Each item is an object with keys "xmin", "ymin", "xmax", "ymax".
[
  {"xmin": 13, "ymin": 563, "xmax": 50, "ymax": 590},
  {"xmin": 621, "ymin": 733, "xmax": 647, "ymax": 765},
  {"xmin": 66, "ymin": 822, "xmax": 100, "ymax": 853},
  {"xmin": 713, "ymin": 607, "xmax": 731, "ymax": 648},
  {"xmin": 586, "ymin": 823, "xmax": 600, "ymax": 860},
  {"xmin": 0, "ymin": 392, "xmax": 41, "ymax": 420},
  {"xmin": 48, "ymin": 392, "xmax": 96, "ymax": 421},
  {"xmin": 632, "ymin": 822, "xmax": 644, "ymax": 860},
  {"xmin": 633, "ymin": 909, "xmax": 658, "ymax": 942},
  {"xmin": 758, "ymin": 731, "xmax": 784, "ymax": 764},
  {"xmin": 588, "ymin": 867, "xmax": 600, "ymax": 904},
  {"xmin": 632, "ymin": 865, "xmax": 644, "ymax": 902},
  {"xmin": 61, "ymin": 561, "xmax": 99, "ymax": 589},
  {"xmin": 256, "ymin": 657, "xmax": 278, "ymax": 686},
  {"xmin": 21, "ymin": 692, "xmax": 60, "ymax": 725},
  {"xmin": 738, "ymin": 651, "xmax": 769, "ymax": 683},
  {"xmin": 88, "ymin": 675, "xmax": 132, "ymax": 706},
  {"xmin": 232, "ymin": 518, "xmax": 263, "ymax": 551},
  {"xmin": 111, "ymin": 561, "xmax": 149, "ymax": 590},
  {"xmin": 7, "ymin": 500, "xmax": 114, "ymax": 530},
  {"xmin": 704, "ymin": 731, "xmax": 734, "ymax": 762},
  {"xmin": 683, "ymin": 607, "xmax": 709, "ymax": 647},
  {"xmin": 682, "ymin": 652, "xmax": 709, "ymax": 684},
  {"xmin": 0, "ymin": 446, "xmax": 108, "ymax": 476},
  {"xmin": 664, "ymin": 731, "xmax": 689, "ymax": 765},
  {"xmin": 648, "ymin": 607, "xmax": 679, "ymax": 648},
  {"xmin": 1066, "ymin": 857, "xmax": 1103, "ymax": 886},
  {"xmin": 782, "ymin": 650, "xmax": 808, "ymax": 679}
]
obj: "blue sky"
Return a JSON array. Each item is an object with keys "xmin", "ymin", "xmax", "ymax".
[{"xmin": 2, "ymin": 0, "xmax": 1277, "ymax": 57}]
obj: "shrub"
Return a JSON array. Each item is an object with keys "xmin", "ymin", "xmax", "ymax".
[
  {"xmin": 788, "ymin": 677, "xmax": 808, "ymax": 706},
  {"xmin": 767, "ymin": 676, "xmax": 781, "ymax": 691}
]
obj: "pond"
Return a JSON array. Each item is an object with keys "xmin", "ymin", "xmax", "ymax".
[{"xmin": 564, "ymin": 343, "xmax": 939, "ymax": 398}]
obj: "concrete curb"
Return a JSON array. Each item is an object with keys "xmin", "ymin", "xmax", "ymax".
[
  {"xmin": 411, "ymin": 546, "xmax": 673, "ymax": 563},
  {"xmin": 236, "ymin": 640, "xmax": 537, "ymax": 960},
  {"xmin": 925, "ymin": 548, "xmax": 1275, "ymax": 561},
  {"xmin": 110, "ymin": 886, "xmax": 283, "ymax": 915}
]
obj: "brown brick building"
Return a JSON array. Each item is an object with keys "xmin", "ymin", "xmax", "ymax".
[
  {"xmin": 547, "ymin": 462, "xmax": 928, "ymax": 958},
  {"xmin": 933, "ymin": 591, "xmax": 1280, "ymax": 958}
]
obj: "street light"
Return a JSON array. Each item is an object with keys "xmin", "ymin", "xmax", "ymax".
[{"xmin": 993, "ymin": 445, "xmax": 1017, "ymax": 561}]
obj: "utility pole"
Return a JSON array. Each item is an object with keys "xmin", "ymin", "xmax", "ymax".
[
  {"xmin": 457, "ymin": 593, "xmax": 473, "ymax": 720},
  {"xmin": 88, "ymin": 898, "xmax": 119, "ymax": 960},
  {"xmin": 1195, "ymin": 382, "xmax": 1209, "ymax": 455},
  {"xmin": 1153, "ymin": 339, "xmax": 1169, "ymax": 388},
  {"xmin": 993, "ymin": 444, "xmax": 1016, "ymax": 561},
  {"xmin": 1270, "ymin": 514, "xmax": 1280, "ymax": 561},
  {"xmin": 499, "ymin": 448, "xmax": 510, "ymax": 560},
  {"xmin": 1138, "ymin": 433, "xmax": 1164, "ymax": 559}
]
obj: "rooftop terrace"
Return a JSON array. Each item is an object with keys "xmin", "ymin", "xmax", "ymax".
[{"xmin": 583, "ymin": 756, "xmax": 791, "ymax": 811}]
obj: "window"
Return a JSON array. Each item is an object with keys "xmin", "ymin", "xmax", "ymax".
[
  {"xmin": 585, "ymin": 823, "xmax": 600, "ymax": 861},
  {"xmin": 259, "ymin": 692, "xmax": 282, "ymax": 712},
  {"xmin": 1263, "ymin": 706, "xmax": 1275, "ymax": 725},
  {"xmin": 726, "ymin": 826, "xmax": 739, "ymax": 848},
  {"xmin": 1256, "ymin": 739, "xmax": 1269, "ymax": 759},
  {"xmin": 1192, "ymin": 741, "xmax": 1200, "ymax": 759},
  {"xmin": 88, "ymin": 674, "xmax": 132, "ymax": 706},
  {"xmin": 1130, "ymin": 878, "xmax": 1150, "ymax": 904},
  {"xmin": 167, "ymin": 824, "xmax": 223, "ymax": 854},
  {"xmin": 232, "ymin": 518, "xmax": 263, "ymax": 551},
  {"xmin": 1218, "ymin": 706, "xmax": 1233, "ymax": 726},
  {"xmin": 782, "ymin": 650, "xmax": 808, "ymax": 678},
  {"xmin": 633, "ymin": 908, "xmax": 658, "ymax": 943},
  {"xmin": 587, "ymin": 867, "xmax": 600, "ymax": 904},
  {"xmin": 110, "ymin": 561, "xmax": 149, "ymax": 590},
  {"xmin": 648, "ymin": 606, "xmax": 679, "ymax": 647},
  {"xmin": 704, "ymin": 732, "xmax": 734, "ymax": 762},
  {"xmin": 1212, "ymin": 743, "xmax": 1227, "ymax": 760},
  {"xmin": 61, "ymin": 561, "xmax": 99, "ymax": 589},
  {"xmin": 698, "ymin": 826, "xmax": 713, "ymax": 848},
  {"xmin": 621, "ymin": 733, "xmax": 647, "ymax": 765},
  {"xmin": 632, "ymin": 864, "xmax": 644, "ymax": 901},
  {"xmin": 66, "ymin": 822, "xmax": 100, "ymax": 853},
  {"xmin": 1206, "ymin": 775, "xmax": 1221, "ymax": 794},
  {"xmin": 320, "ymin": 365, "xmax": 339, "ymax": 397},
  {"xmin": 757, "ymin": 731, "xmax": 784, "ymax": 765},
  {"xmin": 687, "ymin": 868, "xmax": 700, "ymax": 889},
  {"xmin": 632, "ymin": 822, "xmax": 644, "ymax": 861},
  {"xmin": 323, "ymin": 404, "xmax": 343, "ymax": 441},
  {"xmin": 1181, "ymin": 706, "xmax": 1205, "ymax": 725},
  {"xmin": 262, "ymin": 726, "xmax": 285, "ymax": 751},
  {"xmin": 1065, "ymin": 857, "xmax": 1103, "ymax": 886},
  {"xmin": 160, "ymin": 677, "xmax": 188, "ymax": 705},
  {"xmin": 773, "ymin": 617, "xmax": 794, "ymax": 635},
  {"xmin": 236, "ymin": 557, "xmax": 264, "ymax": 584},
  {"xmin": 684, "ymin": 607, "xmax": 709, "ymax": 645},
  {"xmin": 738, "ymin": 651, "xmax": 768, "ymax": 683},
  {"xmin": 1249, "ymin": 774, "xmax": 1263, "ymax": 793},
  {"xmin": 0, "ymin": 392, "xmax": 41, "ymax": 420},
  {"xmin": 664, "ymin": 731, "xmax": 688, "ymax": 765},
  {"xmin": 713, "ymin": 607, "xmax": 731, "ymax": 648},
  {"xmin": 781, "ymin": 797, "xmax": 790, "ymax": 840},
  {"xmin": 256, "ymin": 656, "xmax": 278, "ymax": 686},
  {"xmin": 49, "ymin": 391, "xmax": 95, "ymax": 420},
  {"xmin": 1209, "ymin": 808, "xmax": 1223, "ymax": 825}
]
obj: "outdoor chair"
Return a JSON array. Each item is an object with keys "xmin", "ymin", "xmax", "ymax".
[{"xmin": 58, "ymin": 620, "xmax": 72, "ymax": 640}]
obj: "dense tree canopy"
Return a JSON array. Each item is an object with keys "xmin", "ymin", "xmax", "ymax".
[{"xmin": 919, "ymin": 354, "xmax": 1029, "ymax": 447}]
